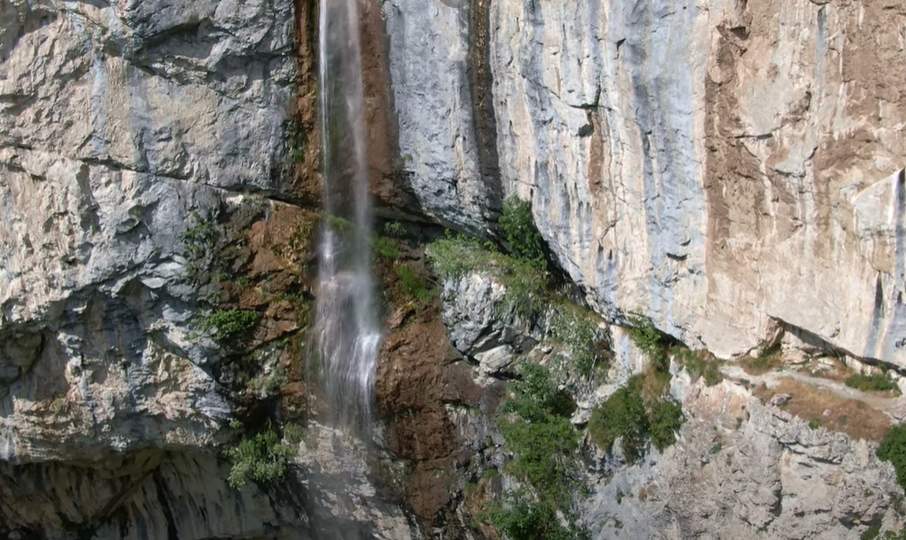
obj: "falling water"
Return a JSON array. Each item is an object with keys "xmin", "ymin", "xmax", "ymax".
[{"xmin": 313, "ymin": 0, "xmax": 381, "ymax": 433}]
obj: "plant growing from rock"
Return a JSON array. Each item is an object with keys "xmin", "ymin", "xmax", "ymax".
[
  {"xmin": 491, "ymin": 363, "xmax": 586, "ymax": 538},
  {"xmin": 550, "ymin": 301, "xmax": 609, "ymax": 378},
  {"xmin": 183, "ymin": 210, "xmax": 220, "ymax": 285},
  {"xmin": 878, "ymin": 425, "xmax": 906, "ymax": 491},
  {"xmin": 225, "ymin": 426, "xmax": 295, "ymax": 489},
  {"xmin": 846, "ymin": 372, "xmax": 901, "ymax": 395},
  {"xmin": 199, "ymin": 309, "xmax": 260, "ymax": 346},
  {"xmin": 499, "ymin": 196, "xmax": 548, "ymax": 270}
]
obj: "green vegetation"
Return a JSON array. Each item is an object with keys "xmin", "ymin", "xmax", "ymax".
[
  {"xmin": 394, "ymin": 263, "xmax": 434, "ymax": 306},
  {"xmin": 588, "ymin": 378, "xmax": 649, "ymax": 462},
  {"xmin": 199, "ymin": 309, "xmax": 260, "ymax": 345},
  {"xmin": 550, "ymin": 302, "xmax": 609, "ymax": 378},
  {"xmin": 324, "ymin": 214, "xmax": 354, "ymax": 234},
  {"xmin": 488, "ymin": 493, "xmax": 580, "ymax": 540},
  {"xmin": 383, "ymin": 221, "xmax": 406, "ymax": 238},
  {"xmin": 426, "ymin": 233, "xmax": 547, "ymax": 319},
  {"xmin": 588, "ymin": 374, "xmax": 685, "ymax": 462},
  {"xmin": 808, "ymin": 419, "xmax": 822, "ymax": 430},
  {"xmin": 491, "ymin": 364, "xmax": 585, "ymax": 539},
  {"xmin": 626, "ymin": 315, "xmax": 671, "ymax": 370},
  {"xmin": 648, "ymin": 399, "xmax": 684, "ymax": 450},
  {"xmin": 225, "ymin": 427, "xmax": 294, "ymax": 488},
  {"xmin": 846, "ymin": 373, "xmax": 901, "ymax": 395},
  {"xmin": 283, "ymin": 423, "xmax": 305, "ymax": 445},
  {"xmin": 674, "ymin": 348, "xmax": 724, "ymax": 386},
  {"xmin": 183, "ymin": 211, "xmax": 219, "ymax": 284},
  {"xmin": 374, "ymin": 236, "xmax": 401, "ymax": 260},
  {"xmin": 499, "ymin": 196, "xmax": 547, "ymax": 270},
  {"xmin": 877, "ymin": 425, "xmax": 906, "ymax": 490}
]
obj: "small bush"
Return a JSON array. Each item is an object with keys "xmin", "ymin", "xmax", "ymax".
[
  {"xmin": 183, "ymin": 211, "xmax": 219, "ymax": 284},
  {"xmin": 675, "ymin": 348, "xmax": 723, "ymax": 386},
  {"xmin": 488, "ymin": 494, "xmax": 579, "ymax": 540},
  {"xmin": 499, "ymin": 197, "xmax": 547, "ymax": 270},
  {"xmin": 589, "ymin": 374, "xmax": 685, "ymax": 461},
  {"xmin": 550, "ymin": 302, "xmax": 609, "ymax": 378},
  {"xmin": 199, "ymin": 309, "xmax": 260, "ymax": 345},
  {"xmin": 383, "ymin": 221, "xmax": 406, "ymax": 238},
  {"xmin": 496, "ymin": 364, "xmax": 583, "ymax": 535},
  {"xmin": 426, "ymin": 233, "xmax": 547, "ymax": 319},
  {"xmin": 225, "ymin": 427, "xmax": 295, "ymax": 488},
  {"xmin": 373, "ymin": 236, "xmax": 401, "ymax": 260},
  {"xmin": 626, "ymin": 315, "xmax": 671, "ymax": 370},
  {"xmin": 394, "ymin": 263, "xmax": 434, "ymax": 306},
  {"xmin": 283, "ymin": 423, "xmax": 305, "ymax": 445},
  {"xmin": 846, "ymin": 373, "xmax": 901, "ymax": 395},
  {"xmin": 878, "ymin": 425, "xmax": 906, "ymax": 490},
  {"xmin": 588, "ymin": 378, "xmax": 649, "ymax": 462},
  {"xmin": 648, "ymin": 399, "xmax": 684, "ymax": 451},
  {"xmin": 808, "ymin": 419, "xmax": 821, "ymax": 430}
]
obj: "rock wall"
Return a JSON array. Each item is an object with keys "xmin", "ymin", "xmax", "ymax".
[{"xmin": 383, "ymin": 0, "xmax": 906, "ymax": 365}]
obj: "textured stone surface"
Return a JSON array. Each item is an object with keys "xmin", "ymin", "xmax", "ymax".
[
  {"xmin": 584, "ymin": 373, "xmax": 905, "ymax": 539},
  {"xmin": 384, "ymin": 0, "xmax": 906, "ymax": 366}
]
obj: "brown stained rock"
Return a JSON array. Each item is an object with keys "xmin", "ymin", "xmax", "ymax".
[
  {"xmin": 375, "ymin": 303, "xmax": 482, "ymax": 523},
  {"xmin": 288, "ymin": 0, "xmax": 322, "ymax": 205}
]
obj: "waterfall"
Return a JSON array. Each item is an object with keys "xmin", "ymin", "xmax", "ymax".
[{"xmin": 313, "ymin": 0, "xmax": 381, "ymax": 433}]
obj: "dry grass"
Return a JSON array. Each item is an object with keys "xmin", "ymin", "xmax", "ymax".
[
  {"xmin": 741, "ymin": 349, "xmax": 784, "ymax": 376},
  {"xmin": 754, "ymin": 378, "xmax": 892, "ymax": 442}
]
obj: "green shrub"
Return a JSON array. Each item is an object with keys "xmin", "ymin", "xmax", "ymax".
[
  {"xmin": 225, "ymin": 427, "xmax": 295, "ymax": 488},
  {"xmin": 589, "ymin": 375, "xmax": 685, "ymax": 461},
  {"xmin": 674, "ymin": 348, "xmax": 723, "ymax": 386},
  {"xmin": 648, "ymin": 399, "xmax": 684, "ymax": 451},
  {"xmin": 374, "ymin": 236, "xmax": 401, "ymax": 260},
  {"xmin": 808, "ymin": 419, "xmax": 821, "ymax": 430},
  {"xmin": 499, "ymin": 197, "xmax": 547, "ymax": 270},
  {"xmin": 846, "ymin": 373, "xmax": 901, "ymax": 395},
  {"xmin": 588, "ymin": 378, "xmax": 649, "ymax": 462},
  {"xmin": 626, "ymin": 315, "xmax": 671, "ymax": 370},
  {"xmin": 488, "ymin": 494, "xmax": 579, "ymax": 540},
  {"xmin": 199, "ymin": 309, "xmax": 260, "ymax": 345},
  {"xmin": 426, "ymin": 233, "xmax": 547, "ymax": 319},
  {"xmin": 878, "ymin": 425, "xmax": 906, "ymax": 490},
  {"xmin": 550, "ymin": 302, "xmax": 608, "ymax": 378},
  {"xmin": 496, "ymin": 364, "xmax": 584, "ymax": 535},
  {"xmin": 394, "ymin": 263, "xmax": 434, "ymax": 306},
  {"xmin": 383, "ymin": 221, "xmax": 406, "ymax": 238},
  {"xmin": 183, "ymin": 211, "xmax": 219, "ymax": 284},
  {"xmin": 283, "ymin": 423, "xmax": 305, "ymax": 445}
]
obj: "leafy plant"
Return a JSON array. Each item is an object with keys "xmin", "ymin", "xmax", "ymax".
[
  {"xmin": 648, "ymin": 399, "xmax": 684, "ymax": 451},
  {"xmin": 878, "ymin": 425, "xmax": 906, "ymax": 490},
  {"xmin": 588, "ymin": 377, "xmax": 649, "ymax": 462},
  {"xmin": 426, "ymin": 233, "xmax": 547, "ymax": 319},
  {"xmin": 589, "ymin": 374, "xmax": 684, "ymax": 462},
  {"xmin": 383, "ymin": 221, "xmax": 406, "ymax": 238},
  {"xmin": 499, "ymin": 196, "xmax": 547, "ymax": 270},
  {"xmin": 374, "ymin": 236, "xmax": 401, "ymax": 260},
  {"xmin": 846, "ymin": 373, "xmax": 901, "ymax": 395},
  {"xmin": 199, "ymin": 309, "xmax": 260, "ymax": 345},
  {"xmin": 394, "ymin": 263, "xmax": 434, "ymax": 306},
  {"xmin": 488, "ymin": 493, "xmax": 581, "ymax": 540},
  {"xmin": 183, "ymin": 211, "xmax": 219, "ymax": 284},
  {"xmin": 494, "ymin": 364, "xmax": 585, "ymax": 537},
  {"xmin": 225, "ymin": 427, "xmax": 295, "ymax": 488},
  {"xmin": 674, "ymin": 347, "xmax": 723, "ymax": 386},
  {"xmin": 626, "ymin": 315, "xmax": 671, "ymax": 370},
  {"xmin": 550, "ymin": 302, "xmax": 608, "ymax": 378}
]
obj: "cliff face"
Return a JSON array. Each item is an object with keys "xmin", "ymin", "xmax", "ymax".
[
  {"xmin": 384, "ymin": 0, "xmax": 906, "ymax": 365},
  {"xmin": 4, "ymin": 0, "xmax": 906, "ymax": 539}
]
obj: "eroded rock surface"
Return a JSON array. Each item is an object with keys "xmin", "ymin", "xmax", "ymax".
[{"xmin": 384, "ymin": 0, "xmax": 906, "ymax": 366}]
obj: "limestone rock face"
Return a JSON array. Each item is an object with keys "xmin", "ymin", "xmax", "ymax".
[
  {"xmin": 0, "ymin": 0, "xmax": 296, "ymax": 464},
  {"xmin": 383, "ymin": 0, "xmax": 906, "ymax": 365},
  {"xmin": 585, "ymin": 377, "xmax": 903, "ymax": 539}
]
